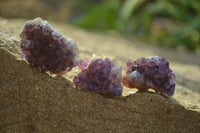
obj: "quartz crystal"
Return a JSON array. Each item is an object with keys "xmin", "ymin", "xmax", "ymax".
[
  {"xmin": 73, "ymin": 56, "xmax": 123, "ymax": 96},
  {"xmin": 122, "ymin": 56, "xmax": 176, "ymax": 96},
  {"xmin": 20, "ymin": 17, "xmax": 79, "ymax": 74}
]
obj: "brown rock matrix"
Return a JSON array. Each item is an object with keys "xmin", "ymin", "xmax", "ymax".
[{"xmin": 1, "ymin": 42, "xmax": 200, "ymax": 133}]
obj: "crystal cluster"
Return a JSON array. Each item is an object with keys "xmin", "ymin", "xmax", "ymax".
[
  {"xmin": 20, "ymin": 17, "xmax": 79, "ymax": 74},
  {"xmin": 73, "ymin": 56, "xmax": 123, "ymax": 96},
  {"xmin": 122, "ymin": 56, "xmax": 176, "ymax": 96}
]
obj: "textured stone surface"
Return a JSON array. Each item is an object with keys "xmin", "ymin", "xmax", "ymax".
[
  {"xmin": 0, "ymin": 48, "xmax": 200, "ymax": 133},
  {"xmin": 0, "ymin": 17, "xmax": 200, "ymax": 132}
]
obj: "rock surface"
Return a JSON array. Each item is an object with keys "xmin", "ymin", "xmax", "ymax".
[{"xmin": 0, "ymin": 17, "xmax": 200, "ymax": 132}]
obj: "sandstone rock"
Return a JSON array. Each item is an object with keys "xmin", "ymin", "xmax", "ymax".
[
  {"xmin": 0, "ymin": 17, "xmax": 200, "ymax": 132},
  {"xmin": 0, "ymin": 48, "xmax": 200, "ymax": 132}
]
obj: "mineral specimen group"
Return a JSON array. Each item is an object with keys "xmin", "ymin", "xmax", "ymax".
[
  {"xmin": 73, "ymin": 56, "xmax": 123, "ymax": 96},
  {"xmin": 122, "ymin": 56, "xmax": 176, "ymax": 96},
  {"xmin": 20, "ymin": 17, "xmax": 79, "ymax": 74}
]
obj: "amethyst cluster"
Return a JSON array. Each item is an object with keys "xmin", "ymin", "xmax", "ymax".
[
  {"xmin": 20, "ymin": 17, "xmax": 78, "ymax": 74},
  {"xmin": 73, "ymin": 56, "xmax": 123, "ymax": 96},
  {"xmin": 122, "ymin": 56, "xmax": 176, "ymax": 96},
  {"xmin": 19, "ymin": 18, "xmax": 176, "ymax": 97}
]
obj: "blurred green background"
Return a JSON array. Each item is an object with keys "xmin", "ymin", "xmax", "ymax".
[{"xmin": 0, "ymin": 0, "xmax": 200, "ymax": 53}]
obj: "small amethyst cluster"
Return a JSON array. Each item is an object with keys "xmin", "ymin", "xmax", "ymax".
[
  {"xmin": 73, "ymin": 56, "xmax": 123, "ymax": 96},
  {"xmin": 20, "ymin": 17, "xmax": 78, "ymax": 74},
  {"xmin": 122, "ymin": 56, "xmax": 176, "ymax": 96}
]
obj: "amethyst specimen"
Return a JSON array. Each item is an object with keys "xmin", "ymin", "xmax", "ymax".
[
  {"xmin": 73, "ymin": 56, "xmax": 123, "ymax": 96},
  {"xmin": 122, "ymin": 56, "xmax": 176, "ymax": 96},
  {"xmin": 20, "ymin": 17, "xmax": 79, "ymax": 74}
]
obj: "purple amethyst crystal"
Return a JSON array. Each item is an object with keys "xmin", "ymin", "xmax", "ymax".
[
  {"xmin": 73, "ymin": 56, "xmax": 123, "ymax": 96},
  {"xmin": 20, "ymin": 17, "xmax": 79, "ymax": 74},
  {"xmin": 122, "ymin": 56, "xmax": 176, "ymax": 96}
]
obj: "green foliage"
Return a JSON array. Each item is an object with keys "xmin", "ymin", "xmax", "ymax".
[
  {"xmin": 72, "ymin": 0, "xmax": 120, "ymax": 30},
  {"xmin": 71, "ymin": 0, "xmax": 200, "ymax": 52}
]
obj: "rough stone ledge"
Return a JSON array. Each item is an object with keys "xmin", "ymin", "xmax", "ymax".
[{"xmin": 0, "ymin": 47, "xmax": 200, "ymax": 133}]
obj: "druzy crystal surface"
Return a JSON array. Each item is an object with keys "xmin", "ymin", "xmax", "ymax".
[
  {"xmin": 122, "ymin": 56, "xmax": 176, "ymax": 96},
  {"xmin": 20, "ymin": 17, "xmax": 79, "ymax": 74},
  {"xmin": 73, "ymin": 56, "xmax": 123, "ymax": 96}
]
